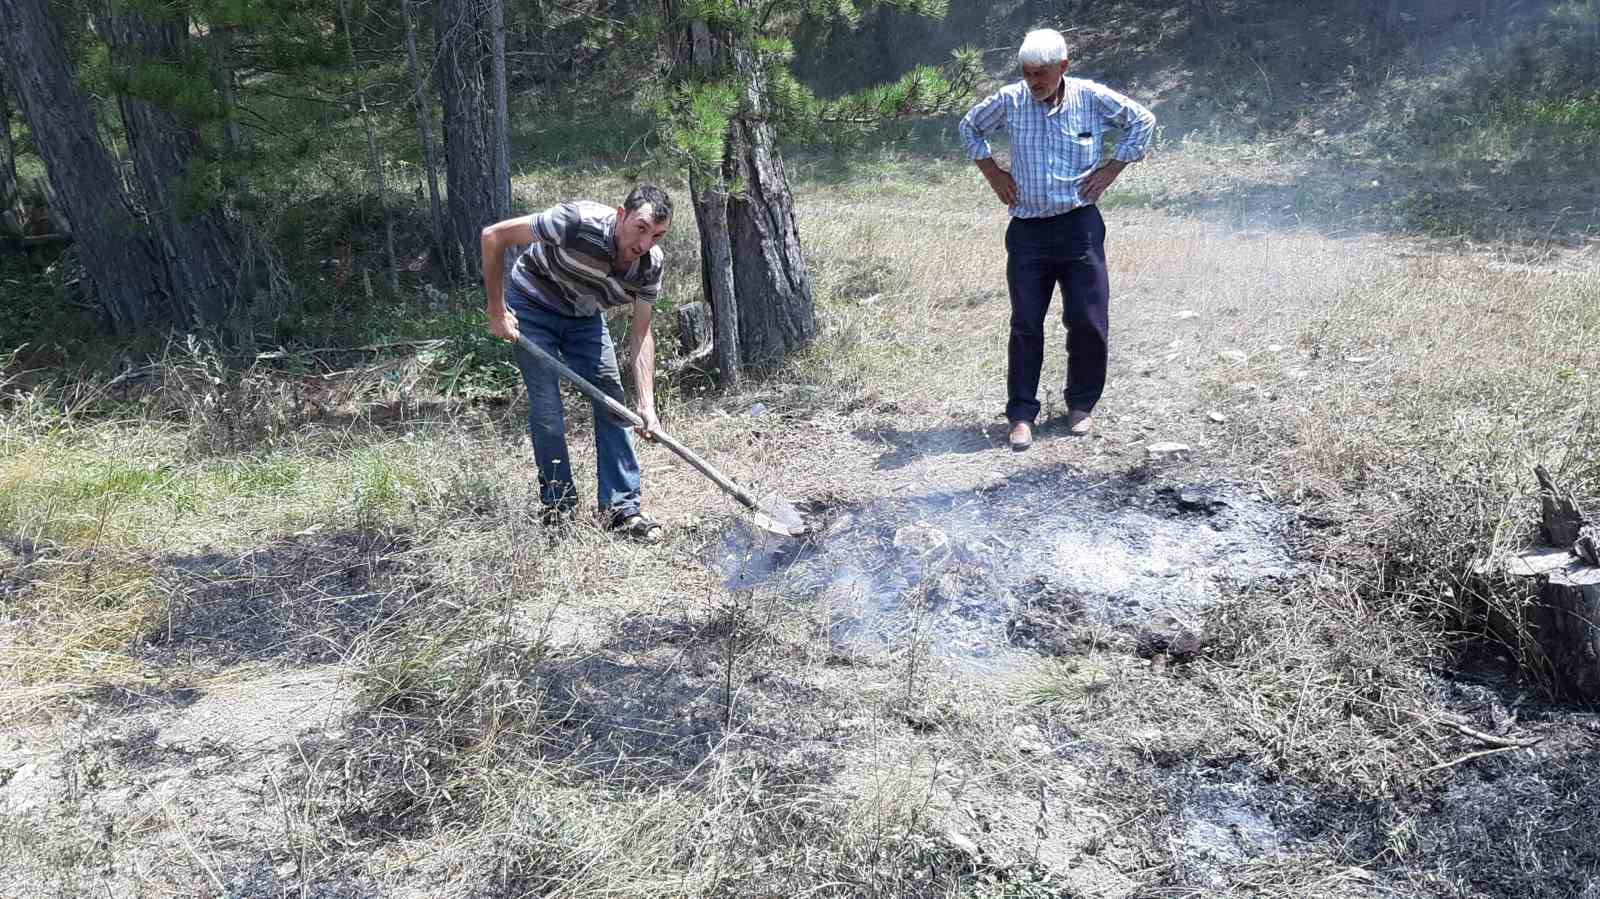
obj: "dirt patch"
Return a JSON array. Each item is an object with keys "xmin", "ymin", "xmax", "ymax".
[
  {"xmin": 718, "ymin": 468, "xmax": 1293, "ymax": 664},
  {"xmin": 0, "ymin": 663, "xmax": 358, "ymax": 898}
]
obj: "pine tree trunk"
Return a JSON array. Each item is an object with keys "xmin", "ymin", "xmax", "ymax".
[
  {"xmin": 0, "ymin": 0, "xmax": 170, "ymax": 330},
  {"xmin": 0, "ymin": 64, "xmax": 19, "ymax": 235},
  {"xmin": 402, "ymin": 0, "xmax": 447, "ymax": 267},
  {"xmin": 99, "ymin": 9, "xmax": 242, "ymax": 327},
  {"xmin": 341, "ymin": 0, "xmax": 398, "ymax": 292},
  {"xmin": 436, "ymin": 0, "xmax": 502, "ymax": 281},
  {"xmin": 723, "ymin": 22, "xmax": 816, "ymax": 367},
  {"xmin": 691, "ymin": 174, "xmax": 741, "ymax": 385},
  {"xmin": 669, "ymin": 2, "xmax": 816, "ymax": 376},
  {"xmin": 208, "ymin": 24, "xmax": 242, "ymax": 164},
  {"xmin": 1500, "ymin": 548, "xmax": 1600, "ymax": 699},
  {"xmin": 489, "ymin": 0, "xmax": 512, "ymax": 219}
]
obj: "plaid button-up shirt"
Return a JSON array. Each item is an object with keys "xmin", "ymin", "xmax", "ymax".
[{"xmin": 959, "ymin": 77, "xmax": 1156, "ymax": 218}]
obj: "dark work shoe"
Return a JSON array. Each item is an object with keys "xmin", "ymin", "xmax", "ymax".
[{"xmin": 1066, "ymin": 409, "xmax": 1094, "ymax": 436}]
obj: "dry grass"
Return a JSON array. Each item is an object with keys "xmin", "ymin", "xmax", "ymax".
[{"xmin": 3, "ymin": 144, "xmax": 1599, "ymax": 898}]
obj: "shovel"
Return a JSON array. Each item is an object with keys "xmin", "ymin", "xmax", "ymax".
[{"xmin": 514, "ymin": 334, "xmax": 807, "ymax": 538}]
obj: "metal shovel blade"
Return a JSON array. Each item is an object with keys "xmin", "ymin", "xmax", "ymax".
[{"xmin": 752, "ymin": 492, "xmax": 808, "ymax": 538}]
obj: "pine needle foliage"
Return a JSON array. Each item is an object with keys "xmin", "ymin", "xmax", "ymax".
[{"xmin": 658, "ymin": 0, "xmax": 980, "ymax": 172}]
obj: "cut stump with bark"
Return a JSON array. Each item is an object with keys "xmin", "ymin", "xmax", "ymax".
[
  {"xmin": 676, "ymin": 300, "xmax": 712, "ymax": 357},
  {"xmin": 1486, "ymin": 467, "xmax": 1600, "ymax": 698}
]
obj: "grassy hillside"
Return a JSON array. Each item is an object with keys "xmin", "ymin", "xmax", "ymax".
[{"xmin": 795, "ymin": 0, "xmax": 1600, "ymax": 244}]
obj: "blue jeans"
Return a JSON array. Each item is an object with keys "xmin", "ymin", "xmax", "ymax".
[{"xmin": 510, "ymin": 302, "xmax": 642, "ymax": 519}]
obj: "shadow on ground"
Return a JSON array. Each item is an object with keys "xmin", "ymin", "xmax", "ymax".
[{"xmin": 853, "ymin": 422, "xmax": 1003, "ymax": 471}]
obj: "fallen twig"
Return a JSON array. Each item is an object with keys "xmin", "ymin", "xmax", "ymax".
[
  {"xmin": 1420, "ymin": 744, "xmax": 1526, "ymax": 774},
  {"xmin": 255, "ymin": 338, "xmax": 448, "ymax": 360},
  {"xmin": 1440, "ymin": 718, "xmax": 1543, "ymax": 749}
]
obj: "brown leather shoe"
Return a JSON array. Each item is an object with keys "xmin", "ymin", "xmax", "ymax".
[
  {"xmin": 1067, "ymin": 410, "xmax": 1093, "ymax": 436},
  {"xmin": 1008, "ymin": 419, "xmax": 1033, "ymax": 452}
]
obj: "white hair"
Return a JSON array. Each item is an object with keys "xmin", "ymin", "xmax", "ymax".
[{"xmin": 1018, "ymin": 29, "xmax": 1067, "ymax": 67}]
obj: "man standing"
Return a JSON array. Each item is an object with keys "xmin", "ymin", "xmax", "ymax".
[
  {"xmin": 481, "ymin": 184, "xmax": 672, "ymax": 542},
  {"xmin": 958, "ymin": 29, "xmax": 1155, "ymax": 451}
]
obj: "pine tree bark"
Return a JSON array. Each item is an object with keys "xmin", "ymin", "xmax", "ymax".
[
  {"xmin": 341, "ymin": 0, "xmax": 398, "ymax": 292},
  {"xmin": 724, "ymin": 27, "xmax": 816, "ymax": 367},
  {"xmin": 99, "ymin": 8, "xmax": 242, "ymax": 326},
  {"xmin": 668, "ymin": 1, "xmax": 816, "ymax": 375},
  {"xmin": 0, "ymin": 65, "xmax": 20, "ymax": 236},
  {"xmin": 489, "ymin": 0, "xmax": 512, "ymax": 219},
  {"xmin": 207, "ymin": 24, "xmax": 242, "ymax": 164},
  {"xmin": 436, "ymin": 0, "xmax": 503, "ymax": 281},
  {"xmin": 691, "ymin": 174, "xmax": 741, "ymax": 384},
  {"xmin": 0, "ymin": 0, "xmax": 170, "ymax": 330},
  {"xmin": 402, "ymin": 0, "xmax": 447, "ymax": 266}
]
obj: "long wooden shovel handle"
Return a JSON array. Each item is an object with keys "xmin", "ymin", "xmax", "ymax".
[{"xmin": 513, "ymin": 334, "xmax": 762, "ymax": 512}]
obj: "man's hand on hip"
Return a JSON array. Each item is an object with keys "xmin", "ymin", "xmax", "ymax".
[
  {"xmin": 1080, "ymin": 160, "xmax": 1127, "ymax": 204},
  {"xmin": 984, "ymin": 168, "xmax": 1020, "ymax": 206}
]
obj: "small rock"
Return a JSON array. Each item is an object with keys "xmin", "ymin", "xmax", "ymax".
[
  {"xmin": 1206, "ymin": 410, "xmax": 1227, "ymax": 423},
  {"xmin": 1174, "ymin": 310, "xmax": 1200, "ymax": 320},
  {"xmin": 893, "ymin": 524, "xmax": 950, "ymax": 557},
  {"xmin": 1013, "ymin": 723, "xmax": 1048, "ymax": 754},
  {"xmin": 1137, "ymin": 617, "xmax": 1204, "ymax": 662},
  {"xmin": 1267, "ymin": 344, "xmax": 1286, "ymax": 353},
  {"xmin": 1344, "ymin": 355, "xmax": 1373, "ymax": 364},
  {"xmin": 942, "ymin": 829, "xmax": 981, "ymax": 860},
  {"xmin": 749, "ymin": 403, "xmax": 768, "ymax": 416},
  {"xmin": 1147, "ymin": 442, "xmax": 1192, "ymax": 461},
  {"xmin": 1218, "ymin": 349, "xmax": 1249, "ymax": 365}
]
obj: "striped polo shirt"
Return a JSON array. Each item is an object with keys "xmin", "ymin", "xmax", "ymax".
[
  {"xmin": 959, "ymin": 77, "xmax": 1156, "ymax": 218},
  {"xmin": 508, "ymin": 201, "xmax": 665, "ymax": 318}
]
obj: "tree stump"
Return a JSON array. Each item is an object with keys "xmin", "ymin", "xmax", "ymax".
[
  {"xmin": 1504, "ymin": 547, "xmax": 1600, "ymax": 697},
  {"xmin": 676, "ymin": 300, "xmax": 712, "ymax": 357},
  {"xmin": 1490, "ymin": 467, "xmax": 1600, "ymax": 698}
]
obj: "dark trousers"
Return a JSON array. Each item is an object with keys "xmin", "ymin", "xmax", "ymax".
[{"xmin": 1004, "ymin": 205, "xmax": 1110, "ymax": 424}]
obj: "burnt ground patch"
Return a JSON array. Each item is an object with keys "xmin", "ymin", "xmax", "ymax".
[
  {"xmin": 318, "ymin": 604, "xmax": 842, "ymax": 844},
  {"xmin": 141, "ymin": 530, "xmax": 424, "ymax": 669},
  {"xmin": 1412, "ymin": 749, "xmax": 1600, "ymax": 898},
  {"xmin": 1141, "ymin": 757, "xmax": 1392, "ymax": 893},
  {"xmin": 529, "ymin": 653, "xmax": 837, "ymax": 786},
  {"xmin": 718, "ymin": 466, "xmax": 1293, "ymax": 664}
]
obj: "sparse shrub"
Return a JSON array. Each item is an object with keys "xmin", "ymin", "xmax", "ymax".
[{"xmin": 149, "ymin": 334, "xmax": 302, "ymax": 457}]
